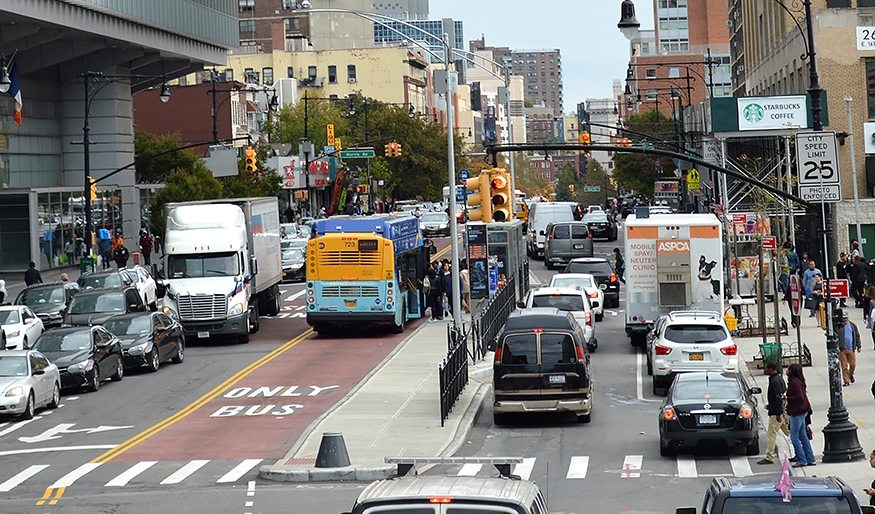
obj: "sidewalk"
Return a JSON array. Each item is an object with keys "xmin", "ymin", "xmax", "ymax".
[
  {"xmin": 0, "ymin": 263, "xmax": 83, "ymax": 302},
  {"xmin": 259, "ymin": 318, "xmax": 492, "ymax": 482},
  {"xmin": 735, "ymin": 299, "xmax": 875, "ymax": 491}
]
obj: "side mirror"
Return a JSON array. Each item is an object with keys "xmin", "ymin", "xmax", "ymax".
[
  {"xmin": 861, "ymin": 506, "xmax": 875, "ymax": 514},
  {"xmin": 487, "ymin": 340, "xmax": 497, "ymax": 352},
  {"xmin": 250, "ymin": 256, "xmax": 258, "ymax": 275},
  {"xmin": 749, "ymin": 387, "xmax": 762, "ymax": 395},
  {"xmin": 517, "ymin": 301, "xmax": 526, "ymax": 309},
  {"xmin": 430, "ymin": 246, "xmax": 437, "ymax": 255},
  {"xmin": 155, "ymin": 326, "xmax": 167, "ymax": 332},
  {"xmin": 539, "ymin": 230, "xmax": 546, "ymax": 236},
  {"xmin": 25, "ymin": 318, "xmax": 35, "ymax": 325}
]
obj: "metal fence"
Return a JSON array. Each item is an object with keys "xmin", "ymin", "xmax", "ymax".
[
  {"xmin": 471, "ymin": 274, "xmax": 519, "ymax": 361},
  {"xmin": 439, "ymin": 324, "xmax": 469, "ymax": 427}
]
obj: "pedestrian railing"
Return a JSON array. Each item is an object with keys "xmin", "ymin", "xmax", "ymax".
[
  {"xmin": 439, "ymin": 324, "xmax": 469, "ymax": 427},
  {"xmin": 471, "ymin": 274, "xmax": 519, "ymax": 361}
]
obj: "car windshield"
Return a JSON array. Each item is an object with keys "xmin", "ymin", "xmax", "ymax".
[
  {"xmin": 0, "ymin": 310, "xmax": 21, "ymax": 325},
  {"xmin": 167, "ymin": 252, "xmax": 239, "ymax": 278},
  {"xmin": 104, "ymin": 316, "xmax": 151, "ymax": 336},
  {"xmin": 34, "ymin": 330, "xmax": 91, "ymax": 353},
  {"xmin": 551, "ymin": 277, "xmax": 595, "ymax": 290},
  {"xmin": 17, "ymin": 286, "xmax": 65, "ymax": 305},
  {"xmin": 67, "ymin": 292, "xmax": 125, "ymax": 314},
  {"xmin": 282, "ymin": 248, "xmax": 304, "ymax": 261},
  {"xmin": 583, "ymin": 213, "xmax": 608, "ymax": 223},
  {"xmin": 80, "ymin": 274, "xmax": 125, "ymax": 289},
  {"xmin": 567, "ymin": 261, "xmax": 611, "ymax": 275},
  {"xmin": 531, "ymin": 294, "xmax": 584, "ymax": 311},
  {"xmin": 282, "ymin": 239, "xmax": 308, "ymax": 250},
  {"xmin": 421, "ymin": 213, "xmax": 448, "ymax": 222},
  {"xmin": 122, "ymin": 270, "xmax": 140, "ymax": 284},
  {"xmin": 721, "ymin": 496, "xmax": 853, "ymax": 514},
  {"xmin": 672, "ymin": 379, "xmax": 742, "ymax": 401},
  {"xmin": 664, "ymin": 325, "xmax": 728, "ymax": 344},
  {"xmin": 0, "ymin": 356, "xmax": 28, "ymax": 377},
  {"xmin": 280, "ymin": 224, "xmax": 299, "ymax": 239}
]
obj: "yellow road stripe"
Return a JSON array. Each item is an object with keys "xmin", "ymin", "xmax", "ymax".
[
  {"xmin": 35, "ymin": 487, "xmax": 52, "ymax": 505},
  {"xmin": 92, "ymin": 329, "xmax": 314, "ymax": 464},
  {"xmin": 49, "ymin": 486, "xmax": 64, "ymax": 505}
]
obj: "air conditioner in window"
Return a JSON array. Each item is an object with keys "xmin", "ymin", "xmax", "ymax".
[
  {"xmin": 348, "ymin": 77, "xmax": 357, "ymax": 83},
  {"xmin": 313, "ymin": 77, "xmax": 324, "ymax": 87}
]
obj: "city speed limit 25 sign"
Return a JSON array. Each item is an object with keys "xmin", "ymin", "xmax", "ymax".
[{"xmin": 795, "ymin": 130, "xmax": 842, "ymax": 203}]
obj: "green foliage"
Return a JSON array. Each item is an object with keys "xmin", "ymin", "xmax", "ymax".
[
  {"xmin": 555, "ymin": 164, "xmax": 579, "ymax": 202},
  {"xmin": 269, "ymin": 97, "xmax": 349, "ymax": 150},
  {"xmin": 513, "ymin": 153, "xmax": 551, "ymax": 198},
  {"xmin": 221, "ymin": 144, "xmax": 282, "ymax": 198},
  {"xmin": 149, "ymin": 162, "xmax": 223, "ymax": 237},
  {"xmin": 578, "ymin": 160, "xmax": 612, "ymax": 207},
  {"xmin": 524, "ymin": 97, "xmax": 535, "ymax": 108},
  {"xmin": 134, "ymin": 131, "xmax": 202, "ymax": 184},
  {"xmin": 612, "ymin": 110, "xmax": 678, "ymax": 200}
]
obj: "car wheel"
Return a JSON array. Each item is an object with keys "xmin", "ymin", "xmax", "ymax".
[
  {"xmin": 249, "ymin": 306, "xmax": 259, "ymax": 334},
  {"xmin": 47, "ymin": 383, "xmax": 60, "ymax": 409},
  {"xmin": 659, "ymin": 441, "xmax": 673, "ymax": 457},
  {"xmin": 646, "ymin": 355, "xmax": 653, "ymax": 376},
  {"xmin": 493, "ymin": 412, "xmax": 510, "ymax": 426},
  {"xmin": 0, "ymin": 333, "xmax": 5, "ymax": 350},
  {"xmin": 595, "ymin": 312, "xmax": 604, "ymax": 322},
  {"xmin": 267, "ymin": 287, "xmax": 281, "ymax": 316},
  {"xmin": 577, "ymin": 412, "xmax": 592, "ymax": 423},
  {"xmin": 652, "ymin": 376, "xmax": 664, "ymax": 396},
  {"xmin": 746, "ymin": 435, "xmax": 761, "ymax": 456},
  {"xmin": 171, "ymin": 335, "xmax": 185, "ymax": 364},
  {"xmin": 86, "ymin": 366, "xmax": 100, "ymax": 392},
  {"xmin": 20, "ymin": 393, "xmax": 34, "ymax": 420},
  {"xmin": 238, "ymin": 332, "xmax": 250, "ymax": 343},
  {"xmin": 111, "ymin": 359, "xmax": 124, "ymax": 381},
  {"xmin": 147, "ymin": 347, "xmax": 160, "ymax": 372}
]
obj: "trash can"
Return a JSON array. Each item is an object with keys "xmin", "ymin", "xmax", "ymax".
[
  {"xmin": 80, "ymin": 256, "xmax": 95, "ymax": 274},
  {"xmin": 759, "ymin": 342, "xmax": 781, "ymax": 366}
]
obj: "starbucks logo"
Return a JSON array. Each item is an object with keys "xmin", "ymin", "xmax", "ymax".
[{"xmin": 742, "ymin": 103, "xmax": 765, "ymax": 124}]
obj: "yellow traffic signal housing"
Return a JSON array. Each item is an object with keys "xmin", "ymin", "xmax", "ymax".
[
  {"xmin": 394, "ymin": 143, "xmax": 402, "ymax": 157},
  {"xmin": 466, "ymin": 173, "xmax": 493, "ymax": 223},
  {"xmin": 385, "ymin": 143, "xmax": 391, "ymax": 157},
  {"xmin": 489, "ymin": 169, "xmax": 512, "ymax": 222},
  {"xmin": 360, "ymin": 184, "xmax": 369, "ymax": 194},
  {"xmin": 89, "ymin": 176, "xmax": 97, "ymax": 201},
  {"xmin": 579, "ymin": 131, "xmax": 591, "ymax": 155},
  {"xmin": 244, "ymin": 146, "xmax": 257, "ymax": 173}
]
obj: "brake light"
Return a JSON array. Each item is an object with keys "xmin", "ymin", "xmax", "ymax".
[
  {"xmin": 585, "ymin": 311, "xmax": 592, "ymax": 327},
  {"xmin": 739, "ymin": 403, "xmax": 753, "ymax": 419},
  {"xmin": 429, "ymin": 498, "xmax": 453, "ymax": 504},
  {"xmin": 610, "ymin": 273, "xmax": 618, "ymax": 283},
  {"xmin": 655, "ymin": 345, "xmax": 672, "ymax": 355},
  {"xmin": 576, "ymin": 345, "xmax": 584, "ymax": 360},
  {"xmin": 588, "ymin": 292, "xmax": 598, "ymax": 299},
  {"xmin": 532, "ymin": 328, "xmax": 544, "ymax": 333},
  {"xmin": 494, "ymin": 346, "xmax": 503, "ymax": 362},
  {"xmin": 662, "ymin": 405, "xmax": 676, "ymax": 421},
  {"xmin": 720, "ymin": 345, "xmax": 738, "ymax": 356}
]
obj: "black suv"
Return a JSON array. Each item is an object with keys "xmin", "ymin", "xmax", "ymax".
[
  {"xmin": 15, "ymin": 282, "xmax": 81, "ymax": 328},
  {"xmin": 490, "ymin": 307, "xmax": 593, "ymax": 425},
  {"xmin": 564, "ymin": 257, "xmax": 620, "ymax": 307},
  {"xmin": 678, "ymin": 476, "xmax": 874, "ymax": 514},
  {"xmin": 63, "ymin": 287, "xmax": 146, "ymax": 327},
  {"xmin": 77, "ymin": 269, "xmax": 134, "ymax": 290}
]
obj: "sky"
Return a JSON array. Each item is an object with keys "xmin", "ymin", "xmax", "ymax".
[{"xmin": 429, "ymin": 0, "xmax": 655, "ymax": 114}]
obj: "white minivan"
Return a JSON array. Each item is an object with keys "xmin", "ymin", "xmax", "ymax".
[{"xmin": 527, "ymin": 202, "xmax": 584, "ymax": 258}]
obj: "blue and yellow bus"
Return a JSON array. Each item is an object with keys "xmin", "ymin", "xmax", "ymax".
[{"xmin": 306, "ymin": 215, "xmax": 432, "ymax": 334}]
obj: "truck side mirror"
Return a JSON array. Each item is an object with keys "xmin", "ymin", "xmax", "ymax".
[{"xmin": 250, "ymin": 256, "xmax": 258, "ymax": 275}]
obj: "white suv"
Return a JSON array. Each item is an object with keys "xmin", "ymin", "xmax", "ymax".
[
  {"xmin": 647, "ymin": 311, "xmax": 738, "ymax": 395},
  {"xmin": 522, "ymin": 286, "xmax": 598, "ymax": 351}
]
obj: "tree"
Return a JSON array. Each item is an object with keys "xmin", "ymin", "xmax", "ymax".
[
  {"xmin": 579, "ymin": 160, "xmax": 612, "ymax": 207},
  {"xmin": 268, "ymin": 98, "xmax": 349, "ymax": 151},
  {"xmin": 134, "ymin": 131, "xmax": 203, "ymax": 184},
  {"xmin": 220, "ymin": 144, "xmax": 282, "ymax": 198},
  {"xmin": 612, "ymin": 110, "xmax": 678, "ymax": 200},
  {"xmin": 149, "ymin": 162, "xmax": 223, "ymax": 237},
  {"xmin": 555, "ymin": 163, "xmax": 579, "ymax": 202}
]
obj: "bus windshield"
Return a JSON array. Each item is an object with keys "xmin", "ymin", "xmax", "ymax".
[{"xmin": 167, "ymin": 252, "xmax": 240, "ymax": 278}]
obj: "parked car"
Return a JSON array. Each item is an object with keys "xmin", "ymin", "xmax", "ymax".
[
  {"xmin": 659, "ymin": 371, "xmax": 760, "ymax": 457},
  {"xmin": 104, "ymin": 312, "xmax": 184, "ymax": 372},
  {"xmin": 522, "ymin": 287, "xmax": 597, "ymax": 351},
  {"xmin": 15, "ymin": 282, "xmax": 80, "ymax": 329},
  {"xmin": 77, "ymin": 269, "xmax": 134, "ymax": 290},
  {"xmin": 648, "ymin": 311, "xmax": 739, "ymax": 395},
  {"xmin": 543, "ymin": 221, "xmax": 594, "ymax": 269},
  {"xmin": 564, "ymin": 257, "xmax": 621, "ymax": 307},
  {"xmin": 32, "ymin": 325, "xmax": 124, "ymax": 392},
  {"xmin": 583, "ymin": 211, "xmax": 618, "ymax": 240},
  {"xmin": 419, "ymin": 211, "xmax": 451, "ymax": 237},
  {"xmin": 0, "ymin": 350, "xmax": 61, "ymax": 419},
  {"xmin": 490, "ymin": 307, "xmax": 594, "ymax": 424},
  {"xmin": 122, "ymin": 266, "xmax": 158, "ymax": 311},
  {"xmin": 281, "ymin": 246, "xmax": 306, "ymax": 282},
  {"xmin": 0, "ymin": 305, "xmax": 44, "ymax": 350},
  {"xmin": 549, "ymin": 273, "xmax": 605, "ymax": 321},
  {"xmin": 63, "ymin": 287, "xmax": 147, "ymax": 327}
]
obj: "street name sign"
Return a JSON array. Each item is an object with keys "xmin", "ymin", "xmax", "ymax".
[
  {"xmin": 795, "ymin": 131, "xmax": 841, "ymax": 203},
  {"xmin": 583, "ymin": 186, "xmax": 601, "ymax": 192},
  {"xmin": 339, "ymin": 149, "xmax": 376, "ymax": 159}
]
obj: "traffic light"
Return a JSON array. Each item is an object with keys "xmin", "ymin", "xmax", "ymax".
[
  {"xmin": 394, "ymin": 143, "xmax": 402, "ymax": 157},
  {"xmin": 88, "ymin": 176, "xmax": 97, "ymax": 201},
  {"xmin": 385, "ymin": 143, "xmax": 391, "ymax": 157},
  {"xmin": 489, "ymin": 169, "xmax": 512, "ymax": 222},
  {"xmin": 244, "ymin": 146, "xmax": 257, "ymax": 173},
  {"xmin": 466, "ymin": 173, "xmax": 493, "ymax": 223},
  {"xmin": 579, "ymin": 131, "xmax": 591, "ymax": 155},
  {"xmin": 618, "ymin": 138, "xmax": 632, "ymax": 147},
  {"xmin": 360, "ymin": 184, "xmax": 369, "ymax": 194},
  {"xmin": 568, "ymin": 184, "xmax": 575, "ymax": 195}
]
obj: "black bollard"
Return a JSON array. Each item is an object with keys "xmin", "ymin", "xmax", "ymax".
[{"xmin": 314, "ymin": 432, "xmax": 351, "ymax": 468}]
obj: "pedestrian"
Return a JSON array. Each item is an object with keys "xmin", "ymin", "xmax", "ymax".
[
  {"xmin": 319, "ymin": 206, "xmax": 327, "ymax": 219},
  {"xmin": 810, "ymin": 273, "xmax": 825, "ymax": 324},
  {"xmin": 866, "ymin": 286, "xmax": 875, "ymax": 350},
  {"xmin": 838, "ymin": 310, "xmax": 862, "ymax": 387},
  {"xmin": 852, "ymin": 255, "xmax": 868, "ymax": 308},
  {"xmin": 803, "ymin": 261, "xmax": 821, "ymax": 317},
  {"xmin": 60, "ymin": 273, "xmax": 68, "ymax": 283},
  {"xmin": 785, "ymin": 363, "xmax": 816, "ymax": 468},
  {"xmin": 836, "ymin": 253, "xmax": 850, "ymax": 307},
  {"xmin": 64, "ymin": 239, "xmax": 76, "ymax": 266},
  {"xmin": 786, "ymin": 243, "xmax": 800, "ymax": 276},
  {"xmin": 426, "ymin": 266, "xmax": 443, "ymax": 322},
  {"xmin": 113, "ymin": 243, "xmax": 130, "ymax": 269},
  {"xmin": 24, "ymin": 261, "xmax": 42, "ymax": 286},
  {"xmin": 863, "ymin": 449, "xmax": 875, "ymax": 506},
  {"xmin": 284, "ymin": 205, "xmax": 295, "ymax": 223},
  {"xmin": 757, "ymin": 361, "xmax": 791, "ymax": 465},
  {"xmin": 800, "ymin": 251, "xmax": 812, "ymax": 278},
  {"xmin": 853, "ymin": 240, "xmax": 863, "ymax": 260},
  {"xmin": 98, "ymin": 234, "xmax": 112, "ymax": 269},
  {"xmin": 460, "ymin": 259, "xmax": 471, "ymax": 313},
  {"xmin": 154, "ymin": 234, "xmax": 163, "ymax": 256},
  {"xmin": 613, "ymin": 247, "xmax": 626, "ymax": 284},
  {"xmin": 139, "ymin": 230, "xmax": 153, "ymax": 266}
]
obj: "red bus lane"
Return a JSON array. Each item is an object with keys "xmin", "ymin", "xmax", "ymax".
[{"xmin": 112, "ymin": 323, "xmax": 422, "ymax": 462}]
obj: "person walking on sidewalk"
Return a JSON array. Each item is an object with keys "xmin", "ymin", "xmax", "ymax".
[
  {"xmin": 803, "ymin": 261, "xmax": 821, "ymax": 317},
  {"xmin": 852, "ymin": 255, "xmax": 869, "ymax": 308},
  {"xmin": 786, "ymin": 363, "xmax": 816, "ymax": 468},
  {"xmin": 810, "ymin": 274, "xmax": 825, "ymax": 325},
  {"xmin": 614, "ymin": 247, "xmax": 626, "ymax": 284},
  {"xmin": 863, "ymin": 449, "xmax": 875, "ymax": 506},
  {"xmin": 757, "ymin": 361, "xmax": 791, "ymax": 465},
  {"xmin": 24, "ymin": 261, "xmax": 42, "ymax": 286},
  {"xmin": 426, "ymin": 266, "xmax": 443, "ymax": 322},
  {"xmin": 836, "ymin": 253, "xmax": 850, "ymax": 308},
  {"xmin": 838, "ymin": 310, "xmax": 862, "ymax": 387}
]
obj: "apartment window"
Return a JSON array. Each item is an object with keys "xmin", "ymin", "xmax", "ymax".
[
  {"xmin": 282, "ymin": 0, "xmax": 296, "ymax": 7},
  {"xmin": 608, "ymin": 162, "xmax": 614, "ymax": 170},
  {"xmin": 827, "ymin": 0, "xmax": 851, "ymax": 5},
  {"xmin": 284, "ymin": 17, "xmax": 301, "ymax": 32},
  {"xmin": 262, "ymin": 68, "xmax": 273, "ymax": 85},
  {"xmin": 658, "ymin": 0, "xmax": 687, "ymax": 6},
  {"xmin": 645, "ymin": 68, "xmax": 657, "ymax": 79},
  {"xmin": 239, "ymin": 19, "xmax": 255, "ymax": 33},
  {"xmin": 329, "ymin": 94, "xmax": 338, "ymax": 101},
  {"xmin": 328, "ymin": 66, "xmax": 337, "ymax": 83},
  {"xmin": 239, "ymin": 0, "xmax": 254, "ymax": 11},
  {"xmin": 287, "ymin": 67, "xmax": 294, "ymax": 78},
  {"xmin": 347, "ymin": 65, "xmax": 357, "ymax": 82},
  {"xmin": 308, "ymin": 66, "xmax": 317, "ymax": 79},
  {"xmin": 224, "ymin": 69, "xmax": 234, "ymax": 81},
  {"xmin": 646, "ymin": 89, "xmax": 657, "ymax": 100}
]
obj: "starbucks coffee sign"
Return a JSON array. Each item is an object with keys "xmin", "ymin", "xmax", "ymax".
[{"xmin": 737, "ymin": 95, "xmax": 807, "ymax": 131}]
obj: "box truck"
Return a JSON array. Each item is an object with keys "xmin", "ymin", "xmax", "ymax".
[
  {"xmin": 161, "ymin": 197, "xmax": 282, "ymax": 343},
  {"xmin": 624, "ymin": 212, "xmax": 724, "ymax": 346}
]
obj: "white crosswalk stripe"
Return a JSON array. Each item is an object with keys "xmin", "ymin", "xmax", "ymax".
[
  {"xmin": 216, "ymin": 459, "xmax": 262, "ymax": 483},
  {"xmin": 0, "ymin": 465, "xmax": 49, "ymax": 492},
  {"xmin": 50, "ymin": 463, "xmax": 102, "ymax": 488},
  {"xmin": 621, "ymin": 455, "xmax": 643, "ymax": 478},
  {"xmin": 565, "ymin": 456, "xmax": 589, "ymax": 479},
  {"xmin": 513, "ymin": 458, "xmax": 536, "ymax": 481},
  {"xmin": 160, "ymin": 460, "xmax": 210, "ymax": 485},
  {"xmin": 729, "ymin": 456, "xmax": 753, "ymax": 478},
  {"xmin": 676, "ymin": 455, "xmax": 698, "ymax": 478},
  {"xmin": 106, "ymin": 461, "xmax": 157, "ymax": 487}
]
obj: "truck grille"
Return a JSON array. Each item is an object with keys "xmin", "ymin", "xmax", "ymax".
[
  {"xmin": 322, "ymin": 286, "xmax": 380, "ymax": 297},
  {"xmin": 178, "ymin": 294, "xmax": 227, "ymax": 320}
]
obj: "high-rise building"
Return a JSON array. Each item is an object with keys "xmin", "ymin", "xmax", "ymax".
[{"xmin": 373, "ymin": 0, "xmax": 429, "ymax": 20}]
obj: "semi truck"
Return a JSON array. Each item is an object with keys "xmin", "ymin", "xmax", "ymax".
[
  {"xmin": 624, "ymin": 211, "xmax": 724, "ymax": 346},
  {"xmin": 161, "ymin": 197, "xmax": 282, "ymax": 343}
]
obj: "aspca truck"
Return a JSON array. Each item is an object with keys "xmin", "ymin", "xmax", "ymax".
[{"xmin": 624, "ymin": 212, "xmax": 724, "ymax": 346}]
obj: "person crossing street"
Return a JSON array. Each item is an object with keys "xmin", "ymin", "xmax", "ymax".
[{"xmin": 757, "ymin": 361, "xmax": 790, "ymax": 465}]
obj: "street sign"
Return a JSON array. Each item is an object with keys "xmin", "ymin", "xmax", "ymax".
[
  {"xmin": 789, "ymin": 274, "xmax": 802, "ymax": 317},
  {"xmin": 459, "ymin": 169, "xmax": 470, "ymax": 181},
  {"xmin": 799, "ymin": 184, "xmax": 841, "ymax": 203},
  {"xmin": 762, "ymin": 235, "xmax": 777, "ymax": 249},
  {"xmin": 339, "ymin": 149, "xmax": 376, "ymax": 159},
  {"xmin": 795, "ymin": 131, "xmax": 842, "ymax": 202},
  {"xmin": 323, "ymin": 145, "xmax": 336, "ymax": 155},
  {"xmin": 687, "ymin": 168, "xmax": 701, "ymax": 190},
  {"xmin": 583, "ymin": 186, "xmax": 601, "ymax": 192},
  {"xmin": 326, "ymin": 124, "xmax": 335, "ymax": 146},
  {"xmin": 826, "ymin": 279, "xmax": 850, "ymax": 298},
  {"xmin": 732, "ymin": 213, "xmax": 747, "ymax": 223},
  {"xmin": 714, "ymin": 204, "xmax": 724, "ymax": 214}
]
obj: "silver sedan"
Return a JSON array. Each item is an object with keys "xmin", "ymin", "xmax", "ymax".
[{"xmin": 0, "ymin": 350, "xmax": 61, "ymax": 419}]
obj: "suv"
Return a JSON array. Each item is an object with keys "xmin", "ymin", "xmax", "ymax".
[
  {"xmin": 677, "ymin": 476, "xmax": 875, "ymax": 514},
  {"xmin": 77, "ymin": 269, "xmax": 134, "ymax": 290},
  {"xmin": 490, "ymin": 308, "xmax": 594, "ymax": 424},
  {"xmin": 15, "ymin": 282, "xmax": 80, "ymax": 329},
  {"xmin": 522, "ymin": 287, "xmax": 597, "ymax": 351},
  {"xmin": 648, "ymin": 311, "xmax": 738, "ymax": 395},
  {"xmin": 564, "ymin": 257, "xmax": 620, "ymax": 307},
  {"xmin": 543, "ymin": 221, "xmax": 593, "ymax": 269},
  {"xmin": 63, "ymin": 287, "xmax": 147, "ymax": 327}
]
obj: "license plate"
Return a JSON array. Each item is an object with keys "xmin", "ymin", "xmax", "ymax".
[
  {"xmin": 548, "ymin": 374, "xmax": 566, "ymax": 384},
  {"xmin": 689, "ymin": 352, "xmax": 704, "ymax": 361},
  {"xmin": 698, "ymin": 414, "xmax": 717, "ymax": 424},
  {"xmin": 345, "ymin": 300, "xmax": 357, "ymax": 308},
  {"xmin": 197, "ymin": 331, "xmax": 210, "ymax": 339},
  {"xmin": 573, "ymin": 244, "xmax": 584, "ymax": 249}
]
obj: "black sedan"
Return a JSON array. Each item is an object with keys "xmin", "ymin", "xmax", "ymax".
[
  {"xmin": 104, "ymin": 312, "xmax": 184, "ymax": 372},
  {"xmin": 32, "ymin": 326, "xmax": 124, "ymax": 392},
  {"xmin": 77, "ymin": 269, "xmax": 134, "ymax": 290},
  {"xmin": 15, "ymin": 282, "xmax": 80, "ymax": 328},
  {"xmin": 658, "ymin": 372, "xmax": 761, "ymax": 457},
  {"xmin": 63, "ymin": 287, "xmax": 146, "ymax": 326},
  {"xmin": 582, "ymin": 212, "xmax": 618, "ymax": 240}
]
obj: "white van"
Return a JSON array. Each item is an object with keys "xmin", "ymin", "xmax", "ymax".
[{"xmin": 526, "ymin": 202, "xmax": 584, "ymax": 257}]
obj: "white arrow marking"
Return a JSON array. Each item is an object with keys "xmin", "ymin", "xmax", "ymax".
[{"xmin": 19, "ymin": 423, "xmax": 134, "ymax": 444}]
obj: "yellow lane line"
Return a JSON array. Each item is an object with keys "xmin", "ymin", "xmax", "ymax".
[{"xmin": 91, "ymin": 329, "xmax": 315, "ymax": 464}]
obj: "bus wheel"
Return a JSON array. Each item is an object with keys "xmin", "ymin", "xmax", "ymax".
[{"xmin": 391, "ymin": 301, "xmax": 405, "ymax": 334}]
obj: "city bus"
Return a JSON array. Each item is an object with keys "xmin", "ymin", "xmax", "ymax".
[{"xmin": 306, "ymin": 215, "xmax": 432, "ymax": 334}]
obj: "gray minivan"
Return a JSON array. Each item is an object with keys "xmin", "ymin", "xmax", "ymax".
[
  {"xmin": 543, "ymin": 221, "xmax": 593, "ymax": 269},
  {"xmin": 527, "ymin": 202, "xmax": 583, "ymax": 258}
]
